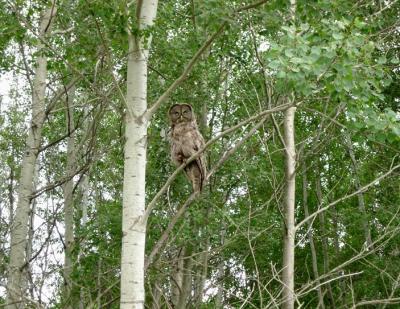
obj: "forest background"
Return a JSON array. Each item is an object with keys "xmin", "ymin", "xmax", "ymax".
[{"xmin": 0, "ymin": 0, "xmax": 399, "ymax": 308}]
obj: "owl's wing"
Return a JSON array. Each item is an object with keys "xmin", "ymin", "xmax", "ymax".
[{"xmin": 191, "ymin": 130, "xmax": 207, "ymax": 191}]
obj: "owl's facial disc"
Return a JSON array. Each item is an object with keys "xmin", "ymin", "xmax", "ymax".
[
  {"xmin": 169, "ymin": 105, "xmax": 181, "ymax": 122},
  {"xmin": 181, "ymin": 106, "xmax": 192, "ymax": 121},
  {"xmin": 169, "ymin": 104, "xmax": 193, "ymax": 124}
]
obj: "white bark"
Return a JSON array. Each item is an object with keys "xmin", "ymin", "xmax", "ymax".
[
  {"xmin": 282, "ymin": 2, "xmax": 297, "ymax": 307},
  {"xmin": 120, "ymin": 1, "xmax": 158, "ymax": 308},
  {"xmin": 6, "ymin": 7, "xmax": 55, "ymax": 308},
  {"xmin": 282, "ymin": 105, "xmax": 296, "ymax": 309},
  {"xmin": 62, "ymin": 85, "xmax": 76, "ymax": 308}
]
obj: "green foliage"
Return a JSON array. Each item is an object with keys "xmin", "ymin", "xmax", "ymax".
[
  {"xmin": 264, "ymin": 19, "xmax": 389, "ymax": 102},
  {"xmin": 1, "ymin": 0, "xmax": 399, "ymax": 308}
]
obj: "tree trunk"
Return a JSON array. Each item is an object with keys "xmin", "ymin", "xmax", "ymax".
[
  {"xmin": 171, "ymin": 248, "xmax": 185, "ymax": 307},
  {"xmin": 194, "ymin": 236, "xmax": 210, "ymax": 307},
  {"xmin": 282, "ymin": 0, "xmax": 297, "ymax": 306},
  {"xmin": 78, "ymin": 105, "xmax": 90, "ymax": 309},
  {"xmin": 344, "ymin": 134, "xmax": 373, "ymax": 249},
  {"xmin": 62, "ymin": 85, "xmax": 76, "ymax": 308},
  {"xmin": 79, "ymin": 170, "xmax": 89, "ymax": 309},
  {"xmin": 282, "ymin": 103, "xmax": 296, "ymax": 309},
  {"xmin": 215, "ymin": 221, "xmax": 226, "ymax": 308},
  {"xmin": 120, "ymin": 1, "xmax": 158, "ymax": 308},
  {"xmin": 315, "ymin": 177, "xmax": 336, "ymax": 308},
  {"xmin": 302, "ymin": 165, "xmax": 324, "ymax": 308},
  {"xmin": 177, "ymin": 246, "xmax": 194, "ymax": 309},
  {"xmin": 25, "ymin": 163, "xmax": 39, "ymax": 301},
  {"xmin": 6, "ymin": 7, "xmax": 56, "ymax": 308}
]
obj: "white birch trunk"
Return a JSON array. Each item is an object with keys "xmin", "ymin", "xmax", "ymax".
[
  {"xmin": 6, "ymin": 7, "xmax": 55, "ymax": 308},
  {"xmin": 282, "ymin": 105, "xmax": 296, "ymax": 309},
  {"xmin": 120, "ymin": 1, "xmax": 158, "ymax": 308},
  {"xmin": 282, "ymin": 2, "xmax": 297, "ymax": 307},
  {"xmin": 62, "ymin": 85, "xmax": 76, "ymax": 308}
]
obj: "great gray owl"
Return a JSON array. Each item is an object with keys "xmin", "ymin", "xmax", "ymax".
[{"xmin": 168, "ymin": 103, "xmax": 206, "ymax": 192}]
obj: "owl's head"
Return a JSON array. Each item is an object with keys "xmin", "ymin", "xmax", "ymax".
[{"xmin": 168, "ymin": 104, "xmax": 194, "ymax": 124}]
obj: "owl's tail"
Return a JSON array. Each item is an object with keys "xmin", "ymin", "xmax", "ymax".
[{"xmin": 185, "ymin": 159, "xmax": 206, "ymax": 193}]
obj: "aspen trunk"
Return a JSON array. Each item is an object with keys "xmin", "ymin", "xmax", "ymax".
[
  {"xmin": 177, "ymin": 246, "xmax": 194, "ymax": 309},
  {"xmin": 62, "ymin": 85, "xmax": 76, "ymax": 308},
  {"xmin": 194, "ymin": 237, "xmax": 210, "ymax": 307},
  {"xmin": 215, "ymin": 221, "xmax": 226, "ymax": 308},
  {"xmin": 96, "ymin": 257, "xmax": 102, "ymax": 308},
  {"xmin": 282, "ymin": 105, "xmax": 296, "ymax": 309},
  {"xmin": 282, "ymin": 1, "xmax": 297, "ymax": 306},
  {"xmin": 78, "ymin": 171, "xmax": 89, "ymax": 309},
  {"xmin": 120, "ymin": 1, "xmax": 158, "ymax": 308},
  {"xmin": 315, "ymin": 177, "xmax": 336, "ymax": 308},
  {"xmin": 25, "ymin": 163, "xmax": 39, "ymax": 300},
  {"xmin": 171, "ymin": 248, "xmax": 185, "ymax": 307},
  {"xmin": 302, "ymin": 165, "xmax": 324, "ymax": 308},
  {"xmin": 6, "ymin": 7, "xmax": 55, "ymax": 308},
  {"xmin": 331, "ymin": 201, "xmax": 345, "ymax": 305},
  {"xmin": 78, "ymin": 107, "xmax": 90, "ymax": 309},
  {"xmin": 344, "ymin": 134, "xmax": 373, "ymax": 249}
]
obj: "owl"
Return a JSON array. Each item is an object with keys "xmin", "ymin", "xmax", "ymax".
[{"xmin": 168, "ymin": 103, "xmax": 207, "ymax": 192}]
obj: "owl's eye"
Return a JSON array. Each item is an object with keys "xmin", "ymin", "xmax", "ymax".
[{"xmin": 174, "ymin": 112, "xmax": 179, "ymax": 115}]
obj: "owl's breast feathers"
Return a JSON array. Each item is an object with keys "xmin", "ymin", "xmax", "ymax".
[
  {"xmin": 171, "ymin": 123, "xmax": 201, "ymax": 159},
  {"xmin": 170, "ymin": 122, "xmax": 207, "ymax": 191}
]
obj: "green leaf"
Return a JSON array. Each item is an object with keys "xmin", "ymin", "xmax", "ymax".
[
  {"xmin": 267, "ymin": 60, "xmax": 281, "ymax": 69},
  {"xmin": 277, "ymin": 71, "xmax": 286, "ymax": 78},
  {"xmin": 332, "ymin": 32, "xmax": 344, "ymax": 40},
  {"xmin": 284, "ymin": 49, "xmax": 294, "ymax": 58},
  {"xmin": 377, "ymin": 56, "xmax": 386, "ymax": 64}
]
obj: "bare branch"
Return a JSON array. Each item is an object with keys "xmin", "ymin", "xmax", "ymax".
[
  {"xmin": 143, "ymin": 102, "xmax": 292, "ymax": 222},
  {"xmin": 144, "ymin": 0, "xmax": 270, "ymax": 121},
  {"xmin": 296, "ymin": 163, "xmax": 400, "ymax": 231},
  {"xmin": 144, "ymin": 23, "xmax": 225, "ymax": 121}
]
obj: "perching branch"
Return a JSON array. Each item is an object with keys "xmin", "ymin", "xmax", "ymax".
[
  {"xmin": 143, "ymin": 102, "xmax": 293, "ymax": 222},
  {"xmin": 144, "ymin": 114, "xmax": 273, "ymax": 270}
]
